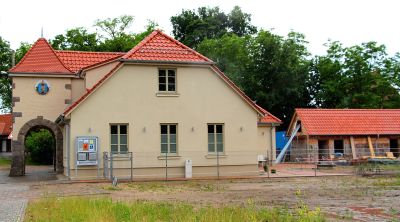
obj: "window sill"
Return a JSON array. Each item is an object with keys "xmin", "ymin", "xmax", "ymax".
[
  {"xmin": 205, "ymin": 154, "xmax": 228, "ymax": 159},
  {"xmin": 157, "ymin": 155, "xmax": 181, "ymax": 160},
  {"xmin": 156, "ymin": 92, "xmax": 180, "ymax": 97}
]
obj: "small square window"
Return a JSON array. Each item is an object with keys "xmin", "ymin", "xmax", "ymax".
[{"xmin": 159, "ymin": 69, "xmax": 176, "ymax": 92}]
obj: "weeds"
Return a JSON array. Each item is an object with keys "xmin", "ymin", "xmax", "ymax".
[{"xmin": 25, "ymin": 197, "xmax": 326, "ymax": 222}]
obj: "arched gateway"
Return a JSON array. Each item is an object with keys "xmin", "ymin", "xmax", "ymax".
[{"xmin": 9, "ymin": 117, "xmax": 63, "ymax": 176}]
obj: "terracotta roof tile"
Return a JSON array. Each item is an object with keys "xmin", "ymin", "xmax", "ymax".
[
  {"xmin": 10, "ymin": 38, "xmax": 72, "ymax": 74},
  {"xmin": 255, "ymin": 104, "xmax": 282, "ymax": 124},
  {"xmin": 295, "ymin": 108, "xmax": 400, "ymax": 135},
  {"xmin": 123, "ymin": 30, "xmax": 212, "ymax": 63},
  {"xmin": 55, "ymin": 51, "xmax": 124, "ymax": 73},
  {"xmin": 0, "ymin": 114, "xmax": 12, "ymax": 136}
]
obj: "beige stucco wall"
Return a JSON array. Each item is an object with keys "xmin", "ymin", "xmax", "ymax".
[
  {"xmin": 71, "ymin": 78, "xmax": 85, "ymax": 102},
  {"xmin": 257, "ymin": 126, "xmax": 276, "ymax": 162},
  {"xmin": 66, "ymin": 64, "xmax": 272, "ymax": 178},
  {"xmin": 84, "ymin": 62, "xmax": 119, "ymax": 89},
  {"xmin": 12, "ymin": 76, "xmax": 72, "ymax": 136}
]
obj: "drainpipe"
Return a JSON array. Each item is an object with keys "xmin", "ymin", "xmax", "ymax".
[
  {"xmin": 270, "ymin": 126, "xmax": 275, "ymax": 165},
  {"xmin": 66, "ymin": 123, "xmax": 70, "ymax": 178}
]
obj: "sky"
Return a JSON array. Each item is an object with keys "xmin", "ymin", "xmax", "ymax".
[{"xmin": 0, "ymin": 0, "xmax": 399, "ymax": 56}]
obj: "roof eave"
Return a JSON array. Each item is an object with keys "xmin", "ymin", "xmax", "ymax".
[
  {"xmin": 8, "ymin": 72, "xmax": 76, "ymax": 77},
  {"xmin": 308, "ymin": 133, "xmax": 400, "ymax": 136},
  {"xmin": 258, "ymin": 122, "xmax": 281, "ymax": 127},
  {"xmin": 120, "ymin": 59, "xmax": 215, "ymax": 65}
]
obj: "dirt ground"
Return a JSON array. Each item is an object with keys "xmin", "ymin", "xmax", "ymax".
[{"xmin": 22, "ymin": 175, "xmax": 399, "ymax": 222}]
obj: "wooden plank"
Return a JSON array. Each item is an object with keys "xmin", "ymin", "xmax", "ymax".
[
  {"xmin": 350, "ymin": 136, "xmax": 357, "ymax": 159},
  {"xmin": 367, "ymin": 136, "xmax": 376, "ymax": 157}
]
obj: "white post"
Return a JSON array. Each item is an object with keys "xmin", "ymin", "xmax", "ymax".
[{"xmin": 2, "ymin": 140, "xmax": 6, "ymax": 152}]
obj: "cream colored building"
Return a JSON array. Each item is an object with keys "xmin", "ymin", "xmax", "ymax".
[{"xmin": 9, "ymin": 30, "xmax": 281, "ymax": 179}]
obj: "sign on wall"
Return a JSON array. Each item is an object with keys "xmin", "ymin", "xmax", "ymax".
[
  {"xmin": 35, "ymin": 80, "xmax": 50, "ymax": 95},
  {"xmin": 75, "ymin": 136, "xmax": 98, "ymax": 166}
]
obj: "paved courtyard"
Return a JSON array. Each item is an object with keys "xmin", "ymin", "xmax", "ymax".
[
  {"xmin": 0, "ymin": 165, "xmax": 57, "ymax": 222},
  {"xmin": 0, "ymin": 184, "xmax": 28, "ymax": 222}
]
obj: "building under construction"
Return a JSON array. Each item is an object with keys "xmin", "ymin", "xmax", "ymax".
[{"xmin": 284, "ymin": 109, "xmax": 400, "ymax": 164}]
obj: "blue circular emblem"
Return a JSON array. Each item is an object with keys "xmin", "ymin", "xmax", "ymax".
[{"xmin": 35, "ymin": 80, "xmax": 50, "ymax": 95}]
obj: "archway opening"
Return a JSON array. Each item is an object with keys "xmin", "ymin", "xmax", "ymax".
[
  {"xmin": 10, "ymin": 117, "xmax": 63, "ymax": 178},
  {"xmin": 24, "ymin": 126, "xmax": 56, "ymax": 170}
]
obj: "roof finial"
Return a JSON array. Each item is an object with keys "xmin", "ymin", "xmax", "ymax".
[{"xmin": 41, "ymin": 27, "xmax": 44, "ymax": 38}]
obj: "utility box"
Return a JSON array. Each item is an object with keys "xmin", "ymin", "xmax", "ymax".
[
  {"xmin": 185, "ymin": 159, "xmax": 192, "ymax": 179},
  {"xmin": 258, "ymin": 155, "xmax": 266, "ymax": 162}
]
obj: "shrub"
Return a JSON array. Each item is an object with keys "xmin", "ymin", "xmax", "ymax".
[{"xmin": 25, "ymin": 129, "xmax": 54, "ymax": 164}]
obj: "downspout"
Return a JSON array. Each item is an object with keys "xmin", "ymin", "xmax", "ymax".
[
  {"xmin": 66, "ymin": 123, "xmax": 70, "ymax": 178},
  {"xmin": 270, "ymin": 127, "xmax": 273, "ymax": 165}
]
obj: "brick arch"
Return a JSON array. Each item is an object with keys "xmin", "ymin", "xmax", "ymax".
[{"xmin": 9, "ymin": 117, "xmax": 63, "ymax": 176}]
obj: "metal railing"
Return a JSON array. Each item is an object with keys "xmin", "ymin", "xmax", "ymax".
[{"xmin": 103, "ymin": 151, "xmax": 133, "ymax": 181}]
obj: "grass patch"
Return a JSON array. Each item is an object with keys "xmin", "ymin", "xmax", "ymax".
[
  {"xmin": 106, "ymin": 181, "xmax": 226, "ymax": 193},
  {"xmin": 25, "ymin": 197, "xmax": 325, "ymax": 222},
  {"xmin": 372, "ymin": 176, "xmax": 400, "ymax": 187},
  {"xmin": 0, "ymin": 156, "xmax": 11, "ymax": 166}
]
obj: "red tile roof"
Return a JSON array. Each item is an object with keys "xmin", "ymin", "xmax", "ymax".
[
  {"xmin": 10, "ymin": 38, "xmax": 72, "ymax": 74},
  {"xmin": 12, "ymin": 30, "xmax": 276, "ymax": 122},
  {"xmin": 259, "ymin": 111, "xmax": 282, "ymax": 124},
  {"xmin": 123, "ymin": 30, "xmax": 212, "ymax": 63},
  {"xmin": 294, "ymin": 108, "xmax": 400, "ymax": 135},
  {"xmin": 55, "ymin": 51, "xmax": 124, "ymax": 73},
  {"xmin": 0, "ymin": 114, "xmax": 12, "ymax": 136}
]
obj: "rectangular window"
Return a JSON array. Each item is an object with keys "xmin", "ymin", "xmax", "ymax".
[
  {"xmin": 334, "ymin": 139, "xmax": 344, "ymax": 154},
  {"xmin": 208, "ymin": 124, "xmax": 224, "ymax": 153},
  {"xmin": 110, "ymin": 124, "xmax": 128, "ymax": 153},
  {"xmin": 159, "ymin": 69, "xmax": 176, "ymax": 92},
  {"xmin": 160, "ymin": 124, "xmax": 177, "ymax": 154}
]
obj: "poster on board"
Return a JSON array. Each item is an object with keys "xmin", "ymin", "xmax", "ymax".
[{"xmin": 76, "ymin": 136, "xmax": 98, "ymax": 166}]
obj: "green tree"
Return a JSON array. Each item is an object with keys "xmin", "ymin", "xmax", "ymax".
[
  {"xmin": 98, "ymin": 20, "xmax": 157, "ymax": 52},
  {"xmin": 171, "ymin": 6, "xmax": 256, "ymax": 48},
  {"xmin": 198, "ymin": 31, "xmax": 311, "ymax": 127},
  {"xmin": 95, "ymin": 15, "xmax": 136, "ymax": 52},
  {"xmin": 0, "ymin": 37, "xmax": 12, "ymax": 111},
  {"xmin": 51, "ymin": 27, "xmax": 99, "ymax": 51},
  {"xmin": 197, "ymin": 34, "xmax": 250, "ymax": 83},
  {"xmin": 15, "ymin": 42, "xmax": 31, "ymax": 63},
  {"xmin": 243, "ymin": 31, "xmax": 311, "ymax": 126},
  {"xmin": 95, "ymin": 15, "xmax": 134, "ymax": 39},
  {"xmin": 311, "ymin": 41, "xmax": 400, "ymax": 108},
  {"xmin": 25, "ymin": 129, "xmax": 54, "ymax": 165},
  {"xmin": 227, "ymin": 6, "xmax": 257, "ymax": 37}
]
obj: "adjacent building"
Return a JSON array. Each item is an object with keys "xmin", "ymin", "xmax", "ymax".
[
  {"xmin": 8, "ymin": 30, "xmax": 281, "ymax": 179},
  {"xmin": 287, "ymin": 109, "xmax": 400, "ymax": 163},
  {"xmin": 0, "ymin": 114, "xmax": 12, "ymax": 153}
]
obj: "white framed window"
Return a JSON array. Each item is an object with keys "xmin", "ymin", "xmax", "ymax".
[
  {"xmin": 208, "ymin": 124, "xmax": 224, "ymax": 153},
  {"xmin": 110, "ymin": 124, "xmax": 128, "ymax": 153},
  {"xmin": 158, "ymin": 69, "xmax": 176, "ymax": 92},
  {"xmin": 160, "ymin": 124, "xmax": 177, "ymax": 154}
]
